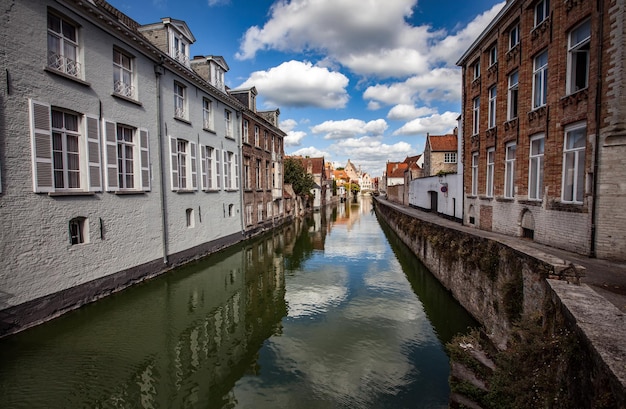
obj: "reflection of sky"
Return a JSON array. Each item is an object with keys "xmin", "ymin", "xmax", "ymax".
[{"xmin": 232, "ymin": 209, "xmax": 449, "ymax": 408}]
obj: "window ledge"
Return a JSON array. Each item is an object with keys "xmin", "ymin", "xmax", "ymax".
[
  {"xmin": 113, "ymin": 190, "xmax": 146, "ymax": 195},
  {"xmin": 174, "ymin": 116, "xmax": 192, "ymax": 125},
  {"xmin": 203, "ymin": 189, "xmax": 220, "ymax": 193},
  {"xmin": 112, "ymin": 93, "xmax": 142, "ymax": 106},
  {"xmin": 225, "ymin": 136, "xmax": 236, "ymax": 141},
  {"xmin": 48, "ymin": 191, "xmax": 96, "ymax": 196},
  {"xmin": 225, "ymin": 189, "xmax": 239, "ymax": 192},
  {"xmin": 44, "ymin": 67, "xmax": 91, "ymax": 87},
  {"xmin": 175, "ymin": 189, "xmax": 196, "ymax": 193},
  {"xmin": 495, "ymin": 197, "xmax": 515, "ymax": 202},
  {"xmin": 203, "ymin": 128, "xmax": 216, "ymax": 134}
]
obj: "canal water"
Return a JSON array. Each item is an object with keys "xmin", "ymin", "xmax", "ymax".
[{"xmin": 0, "ymin": 198, "xmax": 476, "ymax": 409}]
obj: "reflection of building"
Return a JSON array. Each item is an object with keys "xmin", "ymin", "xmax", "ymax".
[{"xmin": 457, "ymin": 0, "xmax": 626, "ymax": 259}]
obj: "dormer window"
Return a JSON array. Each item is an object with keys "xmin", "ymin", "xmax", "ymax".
[
  {"xmin": 172, "ymin": 35, "xmax": 189, "ymax": 65},
  {"xmin": 213, "ymin": 65, "xmax": 224, "ymax": 91}
]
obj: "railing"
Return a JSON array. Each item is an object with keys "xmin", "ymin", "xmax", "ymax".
[
  {"xmin": 175, "ymin": 106, "xmax": 185, "ymax": 119},
  {"xmin": 114, "ymin": 80, "xmax": 135, "ymax": 98},
  {"xmin": 48, "ymin": 52, "xmax": 81, "ymax": 77}
]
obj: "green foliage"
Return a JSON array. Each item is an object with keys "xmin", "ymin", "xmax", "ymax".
[{"xmin": 284, "ymin": 157, "xmax": 315, "ymax": 196}]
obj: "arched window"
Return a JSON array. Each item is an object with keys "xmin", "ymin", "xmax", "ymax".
[
  {"xmin": 186, "ymin": 208, "xmax": 194, "ymax": 228},
  {"xmin": 69, "ymin": 217, "xmax": 87, "ymax": 245}
]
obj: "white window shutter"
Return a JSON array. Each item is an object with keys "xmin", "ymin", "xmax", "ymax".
[
  {"xmin": 190, "ymin": 141, "xmax": 197, "ymax": 190},
  {"xmin": 169, "ymin": 137, "xmax": 179, "ymax": 191},
  {"xmin": 223, "ymin": 150, "xmax": 228, "ymax": 189},
  {"xmin": 85, "ymin": 115, "xmax": 102, "ymax": 192},
  {"xmin": 29, "ymin": 99, "xmax": 53, "ymax": 192},
  {"xmin": 216, "ymin": 148, "xmax": 221, "ymax": 189},
  {"xmin": 103, "ymin": 120, "xmax": 119, "ymax": 191},
  {"xmin": 139, "ymin": 128, "xmax": 150, "ymax": 191},
  {"xmin": 200, "ymin": 145, "xmax": 207, "ymax": 190},
  {"xmin": 234, "ymin": 153, "xmax": 239, "ymax": 189}
]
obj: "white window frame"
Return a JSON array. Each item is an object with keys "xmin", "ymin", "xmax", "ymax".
[
  {"xmin": 561, "ymin": 123, "xmax": 586, "ymax": 204},
  {"xmin": 507, "ymin": 71, "xmax": 519, "ymax": 120},
  {"xmin": 473, "ymin": 60, "xmax": 480, "ymax": 80},
  {"xmin": 533, "ymin": 50, "xmax": 548, "ymax": 109},
  {"xmin": 529, "ymin": 134, "xmax": 545, "ymax": 201},
  {"xmin": 202, "ymin": 98, "xmax": 213, "ymax": 130},
  {"xmin": 256, "ymin": 159, "xmax": 261, "ymax": 188},
  {"xmin": 52, "ymin": 109, "xmax": 82, "ymax": 190},
  {"xmin": 488, "ymin": 86, "xmax": 497, "ymax": 129},
  {"xmin": 172, "ymin": 34, "xmax": 189, "ymax": 66},
  {"xmin": 47, "ymin": 12, "xmax": 81, "ymax": 78},
  {"xmin": 472, "ymin": 97, "xmax": 480, "ymax": 135},
  {"xmin": 254, "ymin": 125, "xmax": 260, "ymax": 146},
  {"xmin": 169, "ymin": 137, "xmax": 197, "ymax": 191},
  {"xmin": 113, "ymin": 48, "xmax": 134, "ymax": 99},
  {"xmin": 174, "ymin": 82, "xmax": 186, "ymax": 119},
  {"xmin": 243, "ymin": 156, "xmax": 251, "ymax": 189},
  {"xmin": 489, "ymin": 45, "xmax": 497, "ymax": 67},
  {"xmin": 201, "ymin": 145, "xmax": 218, "ymax": 191},
  {"xmin": 509, "ymin": 24, "xmax": 519, "ymax": 50},
  {"xmin": 116, "ymin": 124, "xmax": 135, "ymax": 189},
  {"xmin": 257, "ymin": 202, "xmax": 263, "ymax": 223},
  {"xmin": 245, "ymin": 204, "xmax": 253, "ymax": 226},
  {"xmin": 69, "ymin": 217, "xmax": 88, "ymax": 245},
  {"xmin": 534, "ymin": 0, "xmax": 550, "ymax": 27},
  {"xmin": 444, "ymin": 152, "xmax": 457, "ymax": 163},
  {"xmin": 243, "ymin": 119, "xmax": 249, "ymax": 144},
  {"xmin": 265, "ymin": 160, "xmax": 271, "ymax": 189},
  {"xmin": 566, "ymin": 19, "xmax": 591, "ymax": 95},
  {"xmin": 486, "ymin": 148, "xmax": 495, "ymax": 197},
  {"xmin": 225, "ymin": 110, "xmax": 233, "ymax": 138},
  {"xmin": 471, "ymin": 152, "xmax": 479, "ymax": 196},
  {"xmin": 504, "ymin": 142, "xmax": 516, "ymax": 199}
]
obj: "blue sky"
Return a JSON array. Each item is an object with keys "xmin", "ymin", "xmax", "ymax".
[{"xmin": 108, "ymin": 0, "xmax": 504, "ymax": 177}]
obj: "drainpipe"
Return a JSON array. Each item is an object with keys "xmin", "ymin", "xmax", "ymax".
[
  {"xmin": 155, "ymin": 59, "xmax": 169, "ymax": 264},
  {"xmin": 590, "ymin": 0, "xmax": 604, "ymax": 258},
  {"xmin": 238, "ymin": 111, "xmax": 245, "ymax": 237}
]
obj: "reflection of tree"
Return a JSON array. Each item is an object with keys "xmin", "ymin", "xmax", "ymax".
[
  {"xmin": 284, "ymin": 215, "xmax": 317, "ymax": 271},
  {"xmin": 377, "ymin": 213, "xmax": 478, "ymax": 345}
]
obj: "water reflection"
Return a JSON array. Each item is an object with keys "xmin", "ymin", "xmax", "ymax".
[{"xmin": 0, "ymin": 197, "xmax": 475, "ymax": 409}]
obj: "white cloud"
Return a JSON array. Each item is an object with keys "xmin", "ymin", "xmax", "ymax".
[
  {"xmin": 289, "ymin": 146, "xmax": 331, "ymax": 159},
  {"xmin": 284, "ymin": 130, "xmax": 307, "ymax": 147},
  {"xmin": 387, "ymin": 105, "xmax": 437, "ymax": 121},
  {"xmin": 393, "ymin": 111, "xmax": 459, "ymax": 136},
  {"xmin": 328, "ymin": 137, "xmax": 415, "ymax": 176},
  {"xmin": 207, "ymin": 0, "xmax": 230, "ymax": 6},
  {"xmin": 280, "ymin": 118, "xmax": 298, "ymax": 132},
  {"xmin": 238, "ymin": 60, "xmax": 349, "ymax": 109},
  {"xmin": 311, "ymin": 119, "xmax": 388, "ymax": 140}
]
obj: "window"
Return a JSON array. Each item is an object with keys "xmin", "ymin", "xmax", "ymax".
[
  {"xmin": 244, "ymin": 156, "xmax": 251, "ymax": 189},
  {"xmin": 444, "ymin": 152, "xmax": 457, "ymax": 163},
  {"xmin": 534, "ymin": 0, "xmax": 550, "ymax": 27},
  {"xmin": 509, "ymin": 24, "xmax": 519, "ymax": 50},
  {"xmin": 472, "ymin": 97, "xmax": 480, "ymax": 135},
  {"xmin": 103, "ymin": 121, "xmax": 150, "ymax": 192},
  {"xmin": 169, "ymin": 138, "xmax": 197, "ymax": 191},
  {"xmin": 265, "ymin": 161, "xmax": 270, "ymax": 189},
  {"xmin": 507, "ymin": 71, "xmax": 519, "ymax": 120},
  {"xmin": 116, "ymin": 125, "xmax": 135, "ymax": 189},
  {"xmin": 202, "ymin": 99, "xmax": 213, "ymax": 130},
  {"xmin": 113, "ymin": 49, "xmax": 134, "ymax": 98},
  {"xmin": 529, "ymin": 135, "xmax": 545, "ymax": 200},
  {"xmin": 562, "ymin": 123, "xmax": 586, "ymax": 203},
  {"xmin": 243, "ymin": 119, "xmax": 249, "ymax": 144},
  {"xmin": 257, "ymin": 203, "xmax": 263, "ymax": 223},
  {"xmin": 69, "ymin": 217, "xmax": 87, "ymax": 245},
  {"xmin": 567, "ymin": 19, "xmax": 591, "ymax": 94},
  {"xmin": 47, "ymin": 12, "xmax": 80, "ymax": 78},
  {"xmin": 186, "ymin": 208, "xmax": 194, "ymax": 228},
  {"xmin": 216, "ymin": 148, "xmax": 221, "ymax": 189},
  {"xmin": 228, "ymin": 204, "xmax": 234, "ymax": 218},
  {"xmin": 225, "ymin": 110, "xmax": 233, "ymax": 138},
  {"xmin": 246, "ymin": 205, "xmax": 253, "ymax": 226},
  {"xmin": 222, "ymin": 151, "xmax": 238, "ymax": 190},
  {"xmin": 473, "ymin": 60, "xmax": 480, "ymax": 80},
  {"xmin": 174, "ymin": 82, "xmax": 186, "ymax": 119},
  {"xmin": 489, "ymin": 45, "xmax": 497, "ymax": 67},
  {"xmin": 256, "ymin": 159, "xmax": 261, "ymax": 188},
  {"xmin": 471, "ymin": 153, "xmax": 479, "ymax": 196},
  {"xmin": 267, "ymin": 202, "xmax": 273, "ymax": 219},
  {"xmin": 201, "ymin": 145, "xmax": 217, "ymax": 190},
  {"xmin": 52, "ymin": 110, "xmax": 81, "ymax": 189},
  {"xmin": 172, "ymin": 35, "xmax": 189, "ymax": 65},
  {"xmin": 486, "ymin": 148, "xmax": 495, "ymax": 197},
  {"xmin": 488, "ymin": 86, "xmax": 497, "ymax": 129},
  {"xmin": 254, "ymin": 126, "xmax": 260, "ymax": 146},
  {"xmin": 533, "ymin": 51, "xmax": 548, "ymax": 109},
  {"xmin": 504, "ymin": 143, "xmax": 516, "ymax": 198}
]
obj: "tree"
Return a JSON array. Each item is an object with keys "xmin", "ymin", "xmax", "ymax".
[{"xmin": 284, "ymin": 157, "xmax": 315, "ymax": 196}]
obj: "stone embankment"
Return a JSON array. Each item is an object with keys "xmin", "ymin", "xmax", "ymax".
[{"xmin": 374, "ymin": 197, "xmax": 625, "ymax": 408}]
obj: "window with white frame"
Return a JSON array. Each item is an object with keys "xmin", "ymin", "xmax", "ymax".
[
  {"xmin": 69, "ymin": 217, "xmax": 88, "ymax": 245},
  {"xmin": 215, "ymin": 148, "xmax": 221, "ymax": 189},
  {"xmin": 504, "ymin": 142, "xmax": 516, "ymax": 198},
  {"xmin": 265, "ymin": 160, "xmax": 270, "ymax": 189},
  {"xmin": 222, "ymin": 150, "xmax": 238, "ymax": 190},
  {"xmin": 562, "ymin": 123, "xmax": 586, "ymax": 203},
  {"xmin": 488, "ymin": 86, "xmax": 497, "ymax": 129},
  {"xmin": 116, "ymin": 124, "xmax": 135, "ymax": 189},
  {"xmin": 444, "ymin": 152, "xmax": 457, "ymax": 163},
  {"xmin": 254, "ymin": 125, "xmax": 260, "ymax": 146},
  {"xmin": 529, "ymin": 134, "xmax": 545, "ymax": 200},
  {"xmin": 103, "ymin": 121, "xmax": 149, "ymax": 192},
  {"xmin": 486, "ymin": 148, "xmax": 495, "ymax": 197},
  {"xmin": 489, "ymin": 45, "xmax": 497, "ymax": 67},
  {"xmin": 202, "ymin": 98, "xmax": 213, "ymax": 130},
  {"xmin": 186, "ymin": 208, "xmax": 194, "ymax": 228},
  {"xmin": 52, "ymin": 109, "xmax": 81, "ymax": 189},
  {"xmin": 174, "ymin": 82, "xmax": 186, "ymax": 119},
  {"xmin": 169, "ymin": 137, "xmax": 197, "ymax": 191},
  {"xmin": 243, "ymin": 119, "xmax": 249, "ymax": 144},
  {"xmin": 472, "ymin": 60, "xmax": 480, "ymax": 80},
  {"xmin": 472, "ymin": 97, "xmax": 480, "ymax": 135},
  {"xmin": 113, "ymin": 48, "xmax": 134, "ymax": 99},
  {"xmin": 225, "ymin": 110, "xmax": 233, "ymax": 138},
  {"xmin": 471, "ymin": 152, "xmax": 479, "ymax": 196},
  {"xmin": 257, "ymin": 203, "xmax": 263, "ymax": 223},
  {"xmin": 533, "ymin": 50, "xmax": 548, "ymax": 109},
  {"xmin": 172, "ymin": 35, "xmax": 189, "ymax": 65},
  {"xmin": 201, "ymin": 145, "xmax": 217, "ymax": 190},
  {"xmin": 256, "ymin": 159, "xmax": 261, "ymax": 188},
  {"xmin": 507, "ymin": 71, "xmax": 519, "ymax": 120},
  {"xmin": 534, "ymin": 0, "xmax": 550, "ymax": 27},
  {"xmin": 47, "ymin": 12, "xmax": 81, "ymax": 78},
  {"xmin": 246, "ymin": 204, "xmax": 253, "ymax": 226},
  {"xmin": 244, "ymin": 156, "xmax": 251, "ymax": 189},
  {"xmin": 264, "ymin": 131, "xmax": 269, "ymax": 150},
  {"xmin": 267, "ymin": 202, "xmax": 273, "ymax": 219},
  {"xmin": 509, "ymin": 24, "xmax": 519, "ymax": 50},
  {"xmin": 567, "ymin": 19, "xmax": 591, "ymax": 95}
]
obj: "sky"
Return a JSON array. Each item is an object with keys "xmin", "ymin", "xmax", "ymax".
[{"xmin": 108, "ymin": 0, "xmax": 505, "ymax": 178}]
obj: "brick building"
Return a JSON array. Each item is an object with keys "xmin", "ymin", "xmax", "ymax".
[
  {"xmin": 457, "ymin": 0, "xmax": 626, "ymax": 259},
  {"xmin": 423, "ymin": 132, "xmax": 458, "ymax": 177}
]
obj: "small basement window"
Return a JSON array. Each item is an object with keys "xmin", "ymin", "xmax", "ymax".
[{"xmin": 69, "ymin": 217, "xmax": 87, "ymax": 245}]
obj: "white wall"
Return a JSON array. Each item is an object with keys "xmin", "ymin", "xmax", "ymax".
[{"xmin": 408, "ymin": 174, "xmax": 463, "ymax": 220}]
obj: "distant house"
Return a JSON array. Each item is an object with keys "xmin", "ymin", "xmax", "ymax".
[
  {"xmin": 385, "ymin": 161, "xmax": 409, "ymax": 203},
  {"xmin": 423, "ymin": 131, "xmax": 458, "ymax": 177},
  {"xmin": 295, "ymin": 156, "xmax": 327, "ymax": 209}
]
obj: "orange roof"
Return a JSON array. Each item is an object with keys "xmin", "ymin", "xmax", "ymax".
[
  {"xmin": 290, "ymin": 156, "xmax": 325, "ymax": 174},
  {"xmin": 428, "ymin": 134, "xmax": 457, "ymax": 152},
  {"xmin": 386, "ymin": 162, "xmax": 408, "ymax": 178}
]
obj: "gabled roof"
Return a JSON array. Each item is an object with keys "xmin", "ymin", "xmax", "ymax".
[
  {"xmin": 292, "ymin": 156, "xmax": 325, "ymax": 175},
  {"xmin": 139, "ymin": 17, "xmax": 196, "ymax": 43},
  {"xmin": 204, "ymin": 55, "xmax": 229, "ymax": 72},
  {"xmin": 427, "ymin": 134, "xmax": 457, "ymax": 152},
  {"xmin": 386, "ymin": 162, "xmax": 408, "ymax": 178}
]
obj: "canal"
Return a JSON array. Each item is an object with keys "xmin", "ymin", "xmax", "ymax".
[{"xmin": 0, "ymin": 198, "xmax": 476, "ymax": 409}]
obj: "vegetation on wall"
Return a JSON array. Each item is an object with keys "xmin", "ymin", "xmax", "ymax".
[{"xmin": 284, "ymin": 157, "xmax": 315, "ymax": 197}]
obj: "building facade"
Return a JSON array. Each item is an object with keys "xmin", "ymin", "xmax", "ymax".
[{"xmin": 457, "ymin": 0, "xmax": 626, "ymax": 259}]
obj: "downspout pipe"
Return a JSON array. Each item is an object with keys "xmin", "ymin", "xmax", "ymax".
[{"xmin": 155, "ymin": 59, "xmax": 169, "ymax": 264}]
